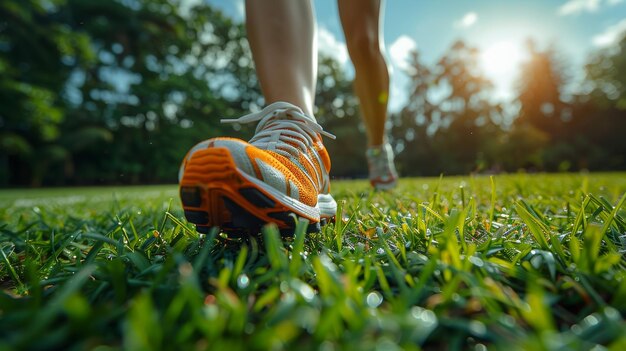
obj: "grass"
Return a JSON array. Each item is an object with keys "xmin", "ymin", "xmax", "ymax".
[{"xmin": 1, "ymin": 173, "xmax": 625, "ymax": 350}]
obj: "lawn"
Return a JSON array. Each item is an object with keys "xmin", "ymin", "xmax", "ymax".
[{"xmin": 1, "ymin": 173, "xmax": 625, "ymax": 350}]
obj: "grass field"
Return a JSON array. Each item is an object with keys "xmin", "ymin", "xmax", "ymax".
[{"xmin": 1, "ymin": 173, "xmax": 625, "ymax": 350}]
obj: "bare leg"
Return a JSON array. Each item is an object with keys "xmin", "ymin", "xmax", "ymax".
[
  {"xmin": 338, "ymin": 0, "xmax": 389, "ymax": 147},
  {"xmin": 245, "ymin": 0, "xmax": 317, "ymax": 116}
]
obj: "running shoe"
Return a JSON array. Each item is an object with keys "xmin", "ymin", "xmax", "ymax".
[
  {"xmin": 178, "ymin": 102, "xmax": 337, "ymax": 235},
  {"xmin": 366, "ymin": 142, "xmax": 398, "ymax": 190}
]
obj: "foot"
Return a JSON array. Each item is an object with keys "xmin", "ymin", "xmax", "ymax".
[
  {"xmin": 366, "ymin": 143, "xmax": 398, "ymax": 190},
  {"xmin": 178, "ymin": 102, "xmax": 337, "ymax": 235}
]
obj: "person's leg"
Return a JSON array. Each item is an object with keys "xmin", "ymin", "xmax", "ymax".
[
  {"xmin": 338, "ymin": 0, "xmax": 388, "ymax": 147},
  {"xmin": 339, "ymin": 0, "xmax": 397, "ymax": 190},
  {"xmin": 245, "ymin": 0, "xmax": 317, "ymax": 116},
  {"xmin": 179, "ymin": 0, "xmax": 337, "ymax": 235}
]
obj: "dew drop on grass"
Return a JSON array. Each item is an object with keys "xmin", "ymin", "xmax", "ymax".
[
  {"xmin": 475, "ymin": 344, "xmax": 488, "ymax": 351},
  {"xmin": 410, "ymin": 306, "xmax": 437, "ymax": 325},
  {"xmin": 366, "ymin": 291, "xmax": 383, "ymax": 308},
  {"xmin": 468, "ymin": 320, "xmax": 487, "ymax": 336},
  {"xmin": 237, "ymin": 274, "xmax": 249, "ymax": 289},
  {"xmin": 583, "ymin": 314, "xmax": 599, "ymax": 327},
  {"xmin": 500, "ymin": 315, "xmax": 515, "ymax": 327},
  {"xmin": 280, "ymin": 281, "xmax": 289, "ymax": 293},
  {"xmin": 376, "ymin": 248, "xmax": 384, "ymax": 255}
]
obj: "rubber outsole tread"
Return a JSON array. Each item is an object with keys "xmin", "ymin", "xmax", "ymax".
[
  {"xmin": 239, "ymin": 187, "xmax": 276, "ymax": 208},
  {"xmin": 183, "ymin": 190, "xmax": 321, "ymax": 236},
  {"xmin": 179, "ymin": 147, "xmax": 325, "ymax": 236}
]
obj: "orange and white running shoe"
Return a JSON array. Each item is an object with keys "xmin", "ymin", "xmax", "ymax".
[
  {"xmin": 178, "ymin": 102, "xmax": 337, "ymax": 235},
  {"xmin": 366, "ymin": 142, "xmax": 398, "ymax": 190}
]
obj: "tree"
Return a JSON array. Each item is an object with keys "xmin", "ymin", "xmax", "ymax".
[
  {"xmin": 60, "ymin": 0, "xmax": 259, "ymax": 185},
  {"xmin": 567, "ymin": 33, "xmax": 626, "ymax": 170},
  {"xmin": 390, "ymin": 50, "xmax": 437, "ymax": 175},
  {"xmin": 392, "ymin": 41, "xmax": 501, "ymax": 175},
  {"xmin": 432, "ymin": 40, "xmax": 499, "ymax": 174},
  {"xmin": 515, "ymin": 40, "xmax": 567, "ymax": 137},
  {"xmin": 512, "ymin": 40, "xmax": 571, "ymax": 170},
  {"xmin": 585, "ymin": 34, "xmax": 626, "ymax": 110},
  {"xmin": 0, "ymin": 0, "xmax": 261, "ymax": 186},
  {"xmin": 0, "ymin": 0, "xmax": 96, "ymax": 186}
]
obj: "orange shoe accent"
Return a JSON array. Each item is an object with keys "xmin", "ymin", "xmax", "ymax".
[{"xmin": 179, "ymin": 146, "xmax": 322, "ymax": 235}]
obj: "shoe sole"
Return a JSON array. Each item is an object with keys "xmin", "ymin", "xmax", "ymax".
[
  {"xmin": 372, "ymin": 179, "xmax": 398, "ymax": 191},
  {"xmin": 371, "ymin": 175, "xmax": 398, "ymax": 191},
  {"xmin": 179, "ymin": 147, "xmax": 336, "ymax": 236}
]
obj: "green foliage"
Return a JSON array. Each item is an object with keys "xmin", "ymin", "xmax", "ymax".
[
  {"xmin": 1, "ymin": 174, "xmax": 625, "ymax": 349},
  {"xmin": 1, "ymin": 1, "xmax": 625, "ymax": 186},
  {"xmin": 586, "ymin": 33, "xmax": 626, "ymax": 110},
  {"xmin": 392, "ymin": 41, "xmax": 504, "ymax": 175},
  {"xmin": 515, "ymin": 40, "xmax": 567, "ymax": 136},
  {"xmin": 392, "ymin": 37, "xmax": 626, "ymax": 175},
  {"xmin": 0, "ymin": 0, "xmax": 260, "ymax": 186}
]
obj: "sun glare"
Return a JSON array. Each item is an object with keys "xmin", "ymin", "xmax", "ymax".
[{"xmin": 480, "ymin": 41, "xmax": 526, "ymax": 100}]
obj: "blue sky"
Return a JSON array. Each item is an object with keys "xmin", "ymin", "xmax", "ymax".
[{"xmin": 203, "ymin": 0, "xmax": 626, "ymax": 111}]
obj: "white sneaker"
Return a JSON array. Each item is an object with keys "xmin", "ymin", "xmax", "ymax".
[
  {"xmin": 178, "ymin": 102, "xmax": 337, "ymax": 235},
  {"xmin": 366, "ymin": 143, "xmax": 398, "ymax": 190}
]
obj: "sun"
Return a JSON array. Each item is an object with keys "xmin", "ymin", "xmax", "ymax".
[{"xmin": 480, "ymin": 41, "xmax": 527, "ymax": 99}]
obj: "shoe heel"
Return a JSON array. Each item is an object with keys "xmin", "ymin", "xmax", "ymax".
[
  {"xmin": 179, "ymin": 185, "xmax": 211, "ymax": 233},
  {"xmin": 180, "ymin": 146, "xmax": 324, "ymax": 235}
]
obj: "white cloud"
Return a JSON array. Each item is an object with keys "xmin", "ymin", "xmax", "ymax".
[
  {"xmin": 454, "ymin": 12, "xmax": 478, "ymax": 28},
  {"xmin": 592, "ymin": 19, "xmax": 626, "ymax": 46},
  {"xmin": 558, "ymin": 0, "xmax": 601, "ymax": 15},
  {"xmin": 317, "ymin": 27, "xmax": 349, "ymax": 65},
  {"xmin": 557, "ymin": 0, "xmax": 623, "ymax": 16},
  {"xmin": 389, "ymin": 35, "xmax": 417, "ymax": 72},
  {"xmin": 234, "ymin": 0, "xmax": 245, "ymax": 20},
  {"xmin": 388, "ymin": 36, "xmax": 418, "ymax": 112}
]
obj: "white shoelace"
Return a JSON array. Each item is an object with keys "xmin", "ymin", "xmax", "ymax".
[{"xmin": 221, "ymin": 102, "xmax": 335, "ymax": 159}]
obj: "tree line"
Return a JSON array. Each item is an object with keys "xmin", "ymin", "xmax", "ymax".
[{"xmin": 1, "ymin": 0, "xmax": 624, "ymax": 187}]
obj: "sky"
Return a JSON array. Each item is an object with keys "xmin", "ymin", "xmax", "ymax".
[{"xmin": 203, "ymin": 0, "xmax": 626, "ymax": 111}]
